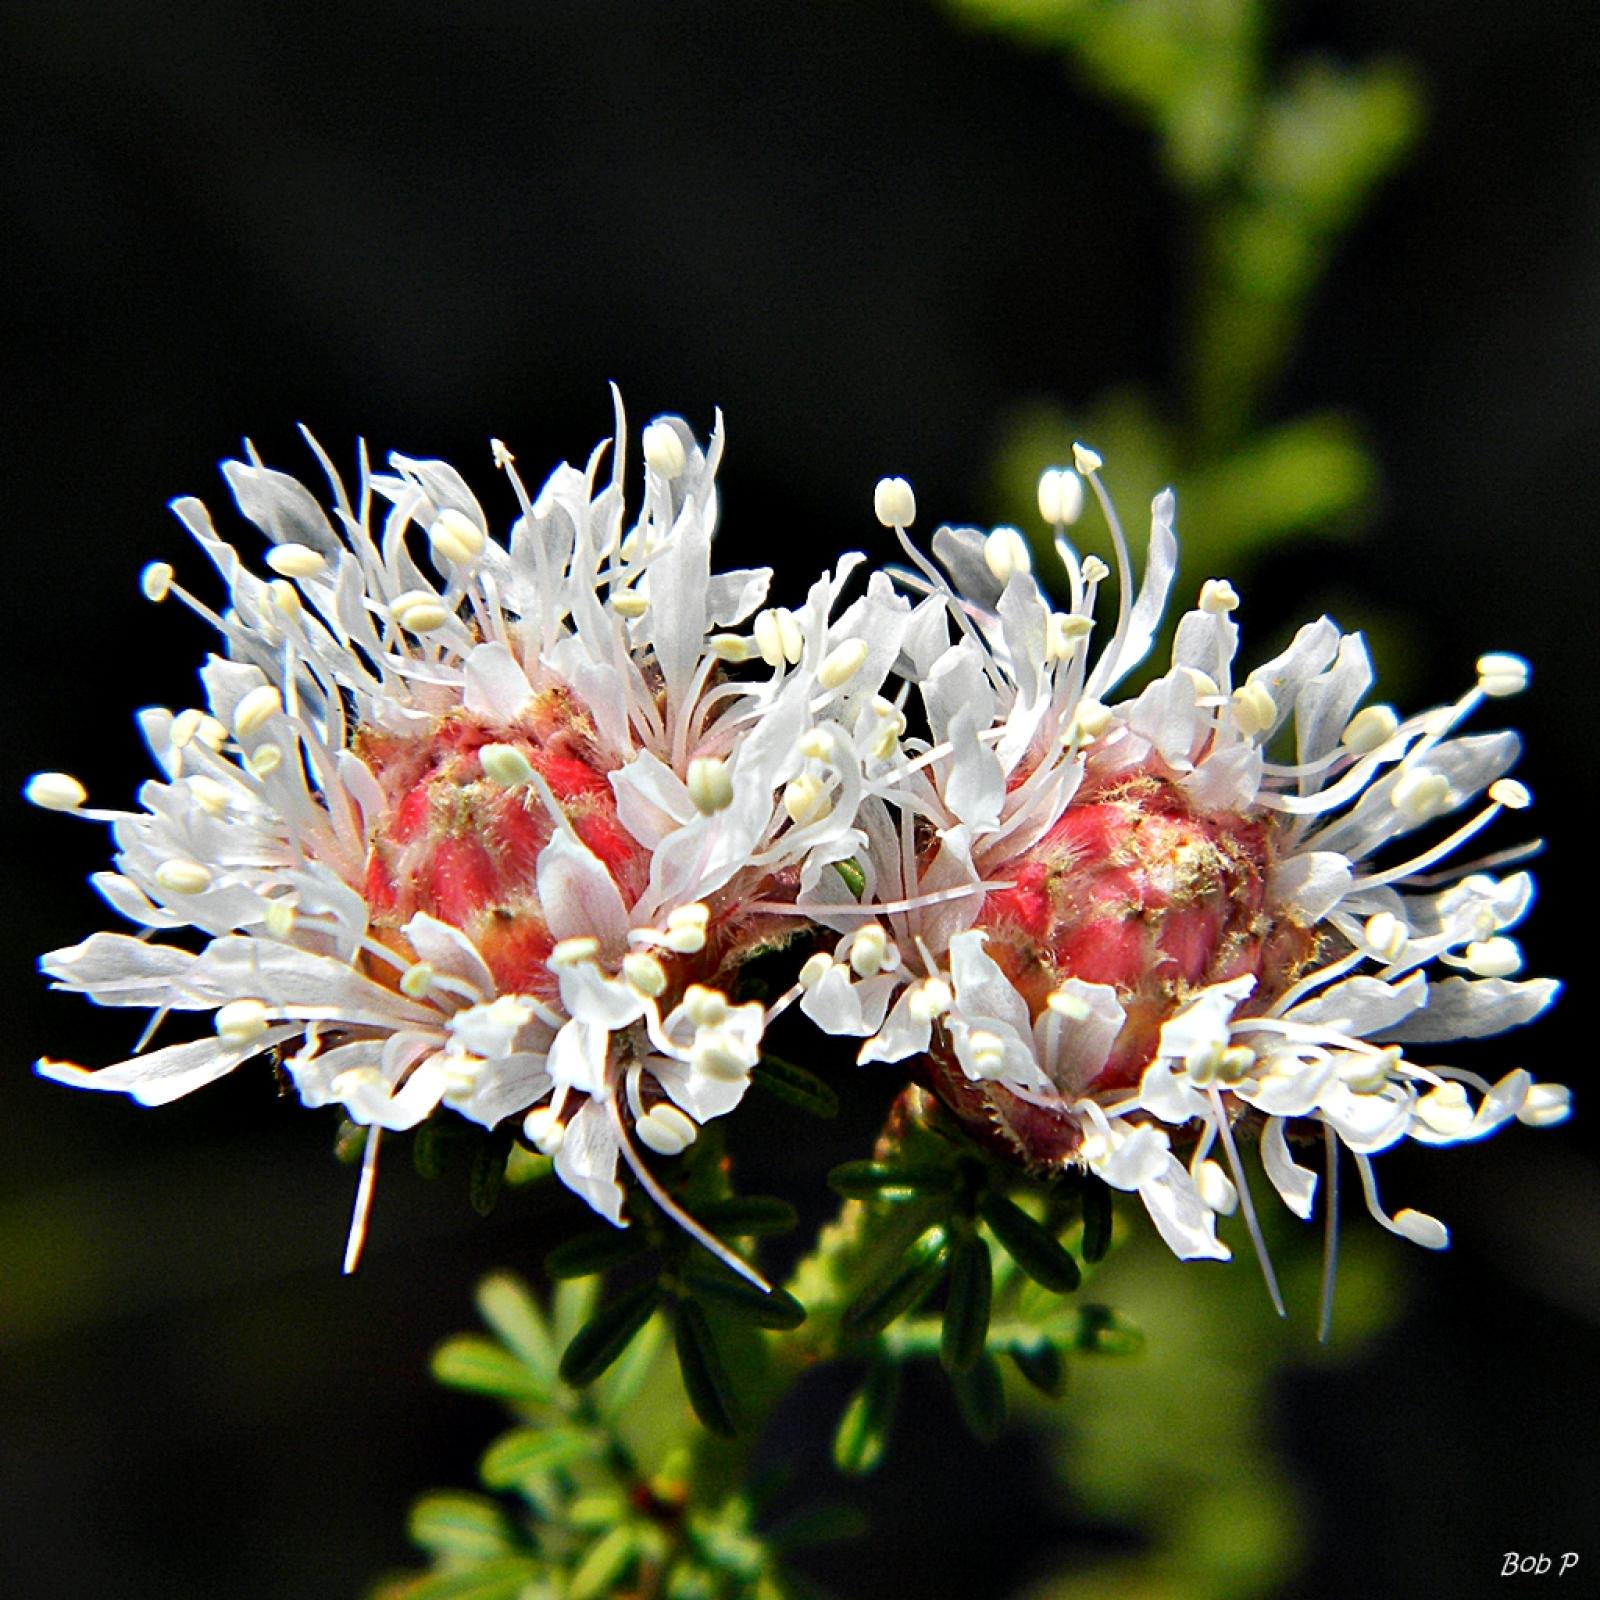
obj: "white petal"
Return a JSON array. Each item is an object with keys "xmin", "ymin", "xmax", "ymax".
[
  {"xmin": 1269, "ymin": 851, "xmax": 1353, "ymax": 921},
  {"xmin": 537, "ymin": 830, "xmax": 631, "ymax": 950},
  {"xmin": 462, "ymin": 641, "xmax": 534, "ymax": 722},
  {"xmin": 552, "ymin": 1100, "xmax": 626, "ymax": 1225},
  {"xmin": 1136, "ymin": 1154, "xmax": 1232, "ymax": 1261},
  {"xmin": 1260, "ymin": 1117, "xmax": 1318, "ymax": 1219},
  {"xmin": 1379, "ymin": 976, "xmax": 1560, "ymax": 1043},
  {"xmin": 1284, "ymin": 973, "xmax": 1425, "ymax": 1038},
  {"xmin": 403, "ymin": 913, "xmax": 497, "ymax": 1000},
  {"xmin": 38, "ymin": 1025, "xmax": 300, "ymax": 1107}
]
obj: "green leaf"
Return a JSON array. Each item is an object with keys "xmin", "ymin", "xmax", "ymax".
[
  {"xmin": 552, "ymin": 1277, "xmax": 599, "ymax": 1350},
  {"xmin": 681, "ymin": 1266, "xmax": 807, "ymax": 1330},
  {"xmin": 474, "ymin": 1273, "xmax": 555, "ymax": 1377},
  {"xmin": 1068, "ymin": 1302, "xmax": 1143, "ymax": 1357},
  {"xmin": 832, "ymin": 1358, "xmax": 900, "ymax": 1476},
  {"xmin": 979, "ymin": 1192, "xmax": 1081, "ymax": 1293},
  {"xmin": 412, "ymin": 1118, "xmax": 447, "ymax": 1180},
  {"xmin": 1081, "ymin": 1178, "xmax": 1113, "ymax": 1263},
  {"xmin": 673, "ymin": 1298, "xmax": 742, "ymax": 1437},
  {"xmin": 949, "ymin": 1350, "xmax": 1006, "ymax": 1443},
  {"xmin": 408, "ymin": 1492, "xmax": 516, "ymax": 1560},
  {"xmin": 479, "ymin": 1424, "xmax": 593, "ymax": 1489},
  {"xmin": 469, "ymin": 1128, "xmax": 514, "ymax": 1217},
  {"xmin": 559, "ymin": 1281, "xmax": 662, "ymax": 1388},
  {"xmin": 568, "ymin": 1524, "xmax": 640, "ymax": 1600},
  {"xmin": 597, "ymin": 1308, "xmax": 666, "ymax": 1419},
  {"xmin": 751, "ymin": 1056, "xmax": 839, "ymax": 1118},
  {"xmin": 831, "ymin": 858, "xmax": 866, "ymax": 899},
  {"xmin": 1009, "ymin": 1342, "xmax": 1067, "ymax": 1397},
  {"xmin": 695, "ymin": 1195, "xmax": 799, "ymax": 1237},
  {"xmin": 405, "ymin": 1558, "xmax": 541, "ymax": 1600},
  {"xmin": 544, "ymin": 1227, "xmax": 654, "ymax": 1280},
  {"xmin": 940, "ymin": 1232, "xmax": 993, "ymax": 1375},
  {"xmin": 842, "ymin": 1226, "xmax": 948, "ymax": 1336},
  {"xmin": 828, "ymin": 1161, "xmax": 957, "ymax": 1200},
  {"xmin": 431, "ymin": 1336, "xmax": 549, "ymax": 1403}
]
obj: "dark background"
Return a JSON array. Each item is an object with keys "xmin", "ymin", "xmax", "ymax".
[{"xmin": 3, "ymin": 3, "xmax": 1597, "ymax": 1597}]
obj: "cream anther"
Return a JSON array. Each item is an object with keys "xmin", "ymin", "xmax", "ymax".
[
  {"xmin": 1393, "ymin": 1209, "xmax": 1449, "ymax": 1249},
  {"xmin": 428, "ymin": 508, "xmax": 486, "ymax": 567},
  {"xmin": 479, "ymin": 743, "xmax": 534, "ymax": 788},
  {"xmin": 635, "ymin": 1102, "xmax": 698, "ymax": 1155},
  {"xmin": 25, "ymin": 772, "xmax": 87, "ymax": 811},
  {"xmin": 141, "ymin": 562, "xmax": 174, "ymax": 602},
  {"xmin": 753, "ymin": 607, "xmax": 804, "ymax": 668},
  {"xmin": 1231, "ymin": 680, "xmax": 1278, "ymax": 738},
  {"xmin": 849, "ymin": 924, "xmax": 889, "ymax": 978},
  {"xmin": 967, "ymin": 1030, "xmax": 1008, "ymax": 1079},
  {"xmin": 1037, "ymin": 467, "xmax": 1084, "ymax": 526},
  {"xmin": 187, "ymin": 775, "xmax": 233, "ymax": 817},
  {"xmin": 523, "ymin": 1105, "xmax": 566, "ymax": 1156},
  {"xmin": 683, "ymin": 985, "xmax": 730, "ymax": 1028},
  {"xmin": 1071, "ymin": 442, "xmax": 1103, "ymax": 474},
  {"xmin": 866, "ymin": 697, "xmax": 908, "ymax": 761},
  {"xmin": 170, "ymin": 709, "xmax": 204, "ymax": 748},
  {"xmin": 642, "ymin": 421, "xmax": 687, "ymax": 479},
  {"xmin": 1195, "ymin": 1159, "xmax": 1239, "ymax": 1215},
  {"xmin": 1341, "ymin": 704, "xmax": 1399, "ymax": 754},
  {"xmin": 550, "ymin": 935, "xmax": 602, "ymax": 969},
  {"xmin": 1185, "ymin": 1040, "xmax": 1225, "ymax": 1086},
  {"xmin": 1364, "ymin": 912, "xmax": 1409, "ymax": 963},
  {"xmin": 1046, "ymin": 988, "xmax": 1090, "ymax": 1022},
  {"xmin": 1415, "ymin": 1082, "xmax": 1474, "ymax": 1137},
  {"xmin": 664, "ymin": 903, "xmax": 710, "ymax": 954},
  {"xmin": 1069, "ymin": 699, "xmax": 1115, "ymax": 743},
  {"xmin": 818, "ymin": 637, "xmax": 870, "ymax": 691},
  {"xmin": 1392, "ymin": 769, "xmax": 1452, "ymax": 825},
  {"xmin": 623, "ymin": 951, "xmax": 668, "ymax": 997},
  {"xmin": 1198, "ymin": 578, "xmax": 1240, "ymax": 615},
  {"xmin": 1517, "ymin": 1083, "xmax": 1571, "ymax": 1127},
  {"xmin": 798, "ymin": 726, "xmax": 840, "ymax": 763},
  {"xmin": 1339, "ymin": 1046, "xmax": 1400, "ymax": 1095},
  {"xmin": 1219, "ymin": 1045, "xmax": 1256, "ymax": 1083},
  {"xmin": 798, "ymin": 952, "xmax": 833, "ymax": 991},
  {"xmin": 1465, "ymin": 937, "xmax": 1522, "ymax": 978},
  {"xmin": 783, "ymin": 773, "xmax": 831, "ymax": 826},
  {"xmin": 692, "ymin": 1036, "xmax": 750, "ymax": 1082},
  {"xmin": 246, "ymin": 744, "xmax": 284, "ymax": 778},
  {"xmin": 266, "ymin": 543, "xmax": 328, "ymax": 579},
  {"xmin": 687, "ymin": 755, "xmax": 735, "ymax": 815},
  {"xmin": 390, "ymin": 591, "xmax": 452, "ymax": 634},
  {"xmin": 269, "ymin": 579, "xmax": 304, "ymax": 620},
  {"xmin": 262, "ymin": 898, "xmax": 297, "ymax": 939},
  {"xmin": 710, "ymin": 633, "xmax": 755, "ymax": 663},
  {"xmin": 215, "ymin": 998, "xmax": 271, "ymax": 1045},
  {"xmin": 1046, "ymin": 612, "xmax": 1093, "ymax": 662},
  {"xmin": 908, "ymin": 977, "xmax": 953, "ymax": 1023},
  {"xmin": 873, "ymin": 476, "xmax": 916, "ymax": 530},
  {"xmin": 1181, "ymin": 667, "xmax": 1221, "ymax": 698},
  {"xmin": 984, "ymin": 526, "xmax": 1032, "ymax": 584},
  {"xmin": 1488, "ymin": 778, "xmax": 1531, "ymax": 810},
  {"xmin": 1476, "ymin": 652, "xmax": 1529, "ymax": 698},
  {"xmin": 233, "ymin": 685, "xmax": 283, "ymax": 739},
  {"xmin": 399, "ymin": 961, "xmax": 437, "ymax": 1000},
  {"xmin": 155, "ymin": 858, "xmax": 213, "ymax": 895},
  {"xmin": 490, "ymin": 438, "xmax": 515, "ymax": 469},
  {"xmin": 1079, "ymin": 555, "xmax": 1111, "ymax": 585},
  {"xmin": 610, "ymin": 588, "xmax": 649, "ymax": 619}
]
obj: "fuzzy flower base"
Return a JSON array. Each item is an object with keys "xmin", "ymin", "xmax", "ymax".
[{"xmin": 30, "ymin": 407, "xmax": 1569, "ymax": 1318}]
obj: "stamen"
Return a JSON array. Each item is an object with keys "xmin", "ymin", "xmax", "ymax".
[
  {"xmin": 606, "ymin": 1094, "xmax": 770, "ymax": 1290},
  {"xmin": 1209, "ymin": 1085, "xmax": 1286, "ymax": 1317},
  {"xmin": 25, "ymin": 772, "xmax": 87, "ymax": 811},
  {"xmin": 1037, "ymin": 467, "xmax": 1084, "ymax": 527},
  {"xmin": 341, "ymin": 1126, "xmax": 382, "ymax": 1276},
  {"xmin": 687, "ymin": 756, "xmax": 735, "ymax": 815},
  {"xmin": 1317, "ymin": 1123, "xmax": 1340, "ymax": 1344}
]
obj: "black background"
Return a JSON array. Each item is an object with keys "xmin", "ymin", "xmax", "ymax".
[{"xmin": 3, "ymin": 3, "xmax": 1597, "ymax": 1598}]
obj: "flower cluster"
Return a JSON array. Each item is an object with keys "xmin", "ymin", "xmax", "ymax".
[{"xmin": 30, "ymin": 410, "xmax": 1568, "ymax": 1310}]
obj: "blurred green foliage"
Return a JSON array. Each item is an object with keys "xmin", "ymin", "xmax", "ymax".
[{"xmin": 941, "ymin": 0, "xmax": 1422, "ymax": 588}]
